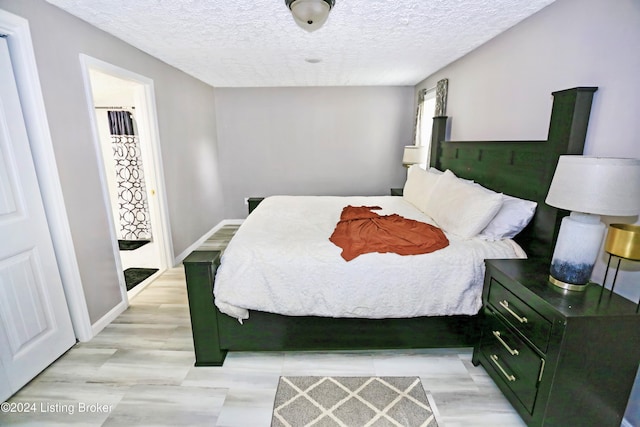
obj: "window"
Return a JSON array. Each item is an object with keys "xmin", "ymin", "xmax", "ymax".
[
  {"xmin": 413, "ymin": 88, "xmax": 436, "ymax": 168},
  {"xmin": 412, "ymin": 78, "xmax": 448, "ymax": 169}
]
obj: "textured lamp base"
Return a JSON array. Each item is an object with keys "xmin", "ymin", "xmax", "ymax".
[{"xmin": 549, "ymin": 212, "xmax": 605, "ymax": 289}]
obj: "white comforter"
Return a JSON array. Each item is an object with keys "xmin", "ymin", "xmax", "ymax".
[{"xmin": 214, "ymin": 196, "xmax": 525, "ymax": 320}]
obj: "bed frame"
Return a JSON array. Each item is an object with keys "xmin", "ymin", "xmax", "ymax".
[{"xmin": 183, "ymin": 87, "xmax": 597, "ymax": 366}]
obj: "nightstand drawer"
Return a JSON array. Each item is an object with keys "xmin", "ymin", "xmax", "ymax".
[
  {"xmin": 480, "ymin": 343, "xmax": 540, "ymax": 414},
  {"xmin": 488, "ymin": 279, "xmax": 551, "ymax": 352},
  {"xmin": 478, "ymin": 310, "xmax": 545, "ymax": 414},
  {"xmin": 475, "ymin": 259, "xmax": 640, "ymax": 427},
  {"xmin": 483, "ymin": 309, "xmax": 544, "ymax": 385}
]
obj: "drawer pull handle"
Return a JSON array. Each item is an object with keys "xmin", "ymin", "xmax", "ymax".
[
  {"xmin": 492, "ymin": 330, "xmax": 519, "ymax": 356},
  {"xmin": 490, "ymin": 354, "xmax": 516, "ymax": 382},
  {"xmin": 499, "ymin": 300, "xmax": 528, "ymax": 324}
]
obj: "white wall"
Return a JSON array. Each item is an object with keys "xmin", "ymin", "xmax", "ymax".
[
  {"xmin": 215, "ymin": 86, "xmax": 415, "ymax": 218},
  {"xmin": 0, "ymin": 0, "xmax": 224, "ymax": 324},
  {"xmin": 415, "ymin": 0, "xmax": 640, "ymax": 303}
]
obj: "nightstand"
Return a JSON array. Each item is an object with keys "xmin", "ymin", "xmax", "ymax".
[
  {"xmin": 472, "ymin": 258, "xmax": 640, "ymax": 427},
  {"xmin": 390, "ymin": 188, "xmax": 403, "ymax": 196},
  {"xmin": 247, "ymin": 197, "xmax": 264, "ymax": 214}
]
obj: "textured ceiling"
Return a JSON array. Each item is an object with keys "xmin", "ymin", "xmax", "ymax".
[{"xmin": 46, "ymin": 0, "xmax": 556, "ymax": 88}]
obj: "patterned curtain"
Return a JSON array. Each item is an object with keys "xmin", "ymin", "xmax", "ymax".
[
  {"xmin": 413, "ymin": 89, "xmax": 426, "ymax": 147},
  {"xmin": 435, "ymin": 78, "xmax": 448, "ymax": 117},
  {"xmin": 413, "ymin": 79, "xmax": 448, "ymax": 168},
  {"xmin": 107, "ymin": 110, "xmax": 152, "ymax": 241}
]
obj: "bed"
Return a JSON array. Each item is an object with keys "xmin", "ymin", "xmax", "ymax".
[{"xmin": 183, "ymin": 87, "xmax": 597, "ymax": 366}]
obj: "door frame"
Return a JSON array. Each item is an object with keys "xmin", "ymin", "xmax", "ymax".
[
  {"xmin": 0, "ymin": 11, "xmax": 92, "ymax": 341},
  {"xmin": 79, "ymin": 55, "xmax": 174, "ymax": 310}
]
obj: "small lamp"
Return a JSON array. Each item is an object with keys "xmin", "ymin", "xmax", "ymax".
[
  {"xmin": 285, "ymin": 0, "xmax": 335, "ymax": 32},
  {"xmin": 402, "ymin": 145, "xmax": 427, "ymax": 168},
  {"xmin": 545, "ymin": 156, "xmax": 640, "ymax": 291}
]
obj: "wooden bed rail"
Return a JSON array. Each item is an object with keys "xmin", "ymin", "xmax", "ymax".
[
  {"xmin": 183, "ymin": 250, "xmax": 227, "ymax": 365},
  {"xmin": 183, "ymin": 248, "xmax": 480, "ymax": 366}
]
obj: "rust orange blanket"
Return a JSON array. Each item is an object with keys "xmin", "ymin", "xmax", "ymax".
[{"xmin": 329, "ymin": 205, "xmax": 449, "ymax": 261}]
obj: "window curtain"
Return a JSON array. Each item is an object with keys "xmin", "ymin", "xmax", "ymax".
[
  {"xmin": 413, "ymin": 78, "xmax": 448, "ymax": 168},
  {"xmin": 413, "ymin": 89, "xmax": 427, "ymax": 147},
  {"xmin": 435, "ymin": 78, "xmax": 448, "ymax": 117},
  {"xmin": 107, "ymin": 110, "xmax": 152, "ymax": 241},
  {"xmin": 413, "ymin": 88, "xmax": 434, "ymax": 168}
]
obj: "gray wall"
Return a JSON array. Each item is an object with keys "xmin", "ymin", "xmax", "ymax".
[
  {"xmin": 417, "ymin": 0, "xmax": 640, "ymax": 155},
  {"xmin": 0, "ymin": 0, "xmax": 225, "ymax": 324},
  {"xmin": 416, "ymin": 0, "xmax": 640, "ymax": 303},
  {"xmin": 215, "ymin": 86, "xmax": 415, "ymax": 218}
]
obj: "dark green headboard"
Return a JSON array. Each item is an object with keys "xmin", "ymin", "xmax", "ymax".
[{"xmin": 429, "ymin": 87, "xmax": 598, "ymax": 260}]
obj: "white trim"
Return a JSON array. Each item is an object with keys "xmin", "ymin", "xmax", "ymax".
[
  {"xmin": 622, "ymin": 418, "xmax": 633, "ymax": 427},
  {"xmin": 174, "ymin": 219, "xmax": 244, "ymax": 264},
  {"xmin": 91, "ymin": 299, "xmax": 127, "ymax": 337},
  {"xmin": 0, "ymin": 11, "xmax": 93, "ymax": 341},
  {"xmin": 134, "ymin": 81, "xmax": 174, "ymax": 269},
  {"xmin": 79, "ymin": 55, "xmax": 175, "ymax": 306},
  {"xmin": 424, "ymin": 86, "xmax": 437, "ymax": 99}
]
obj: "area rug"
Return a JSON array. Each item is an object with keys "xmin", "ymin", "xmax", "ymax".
[
  {"xmin": 118, "ymin": 239, "xmax": 150, "ymax": 251},
  {"xmin": 271, "ymin": 376, "xmax": 438, "ymax": 427},
  {"xmin": 123, "ymin": 267, "xmax": 158, "ymax": 291}
]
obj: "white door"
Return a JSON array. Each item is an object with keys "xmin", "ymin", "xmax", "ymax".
[{"xmin": 0, "ymin": 37, "xmax": 75, "ymax": 402}]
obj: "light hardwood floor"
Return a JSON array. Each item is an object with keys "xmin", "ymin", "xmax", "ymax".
[{"xmin": 0, "ymin": 226, "xmax": 526, "ymax": 426}]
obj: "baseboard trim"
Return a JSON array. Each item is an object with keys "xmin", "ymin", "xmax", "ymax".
[
  {"xmin": 91, "ymin": 299, "xmax": 128, "ymax": 337},
  {"xmin": 173, "ymin": 219, "xmax": 243, "ymax": 265}
]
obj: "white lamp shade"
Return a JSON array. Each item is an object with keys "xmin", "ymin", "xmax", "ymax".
[
  {"xmin": 402, "ymin": 145, "xmax": 427, "ymax": 166},
  {"xmin": 288, "ymin": 0, "xmax": 332, "ymax": 32},
  {"xmin": 545, "ymin": 156, "xmax": 640, "ymax": 216}
]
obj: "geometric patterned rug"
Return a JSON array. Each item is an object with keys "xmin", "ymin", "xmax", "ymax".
[{"xmin": 271, "ymin": 376, "xmax": 438, "ymax": 427}]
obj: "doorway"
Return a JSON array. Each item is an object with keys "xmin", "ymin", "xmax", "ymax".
[{"xmin": 82, "ymin": 59, "xmax": 172, "ymax": 300}]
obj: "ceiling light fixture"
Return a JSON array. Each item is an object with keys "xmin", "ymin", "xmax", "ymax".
[{"xmin": 285, "ymin": 0, "xmax": 335, "ymax": 32}]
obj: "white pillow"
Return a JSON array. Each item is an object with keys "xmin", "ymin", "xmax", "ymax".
[
  {"xmin": 424, "ymin": 170, "xmax": 503, "ymax": 239},
  {"xmin": 479, "ymin": 195, "xmax": 537, "ymax": 240},
  {"xmin": 402, "ymin": 165, "xmax": 440, "ymax": 212},
  {"xmin": 429, "ymin": 166, "xmax": 474, "ymax": 184}
]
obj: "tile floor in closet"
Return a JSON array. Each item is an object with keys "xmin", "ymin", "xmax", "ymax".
[{"xmin": 0, "ymin": 226, "xmax": 525, "ymax": 426}]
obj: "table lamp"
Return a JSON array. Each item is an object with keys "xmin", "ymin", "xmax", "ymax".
[
  {"xmin": 545, "ymin": 156, "xmax": 640, "ymax": 291},
  {"xmin": 402, "ymin": 145, "xmax": 427, "ymax": 167}
]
